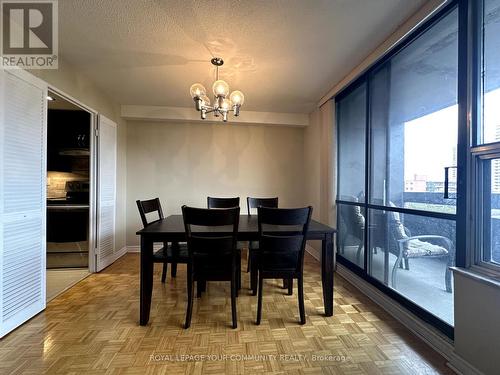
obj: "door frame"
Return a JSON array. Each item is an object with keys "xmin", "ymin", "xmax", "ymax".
[{"xmin": 46, "ymin": 85, "xmax": 98, "ymax": 273}]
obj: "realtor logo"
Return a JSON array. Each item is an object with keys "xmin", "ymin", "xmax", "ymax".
[{"xmin": 1, "ymin": 0, "xmax": 58, "ymax": 69}]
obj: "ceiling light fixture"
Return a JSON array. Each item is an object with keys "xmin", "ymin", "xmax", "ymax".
[
  {"xmin": 47, "ymin": 95, "xmax": 55, "ymax": 101},
  {"xmin": 190, "ymin": 57, "xmax": 244, "ymax": 122}
]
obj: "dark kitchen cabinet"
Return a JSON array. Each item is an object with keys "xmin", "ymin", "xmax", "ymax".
[{"xmin": 47, "ymin": 109, "xmax": 91, "ymax": 172}]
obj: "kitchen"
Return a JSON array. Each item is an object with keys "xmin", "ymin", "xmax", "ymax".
[{"xmin": 46, "ymin": 91, "xmax": 92, "ymax": 300}]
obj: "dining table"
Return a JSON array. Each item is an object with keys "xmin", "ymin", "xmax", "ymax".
[{"xmin": 137, "ymin": 214, "xmax": 337, "ymax": 325}]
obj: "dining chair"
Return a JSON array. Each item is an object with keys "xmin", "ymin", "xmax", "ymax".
[
  {"xmin": 182, "ymin": 205, "xmax": 241, "ymax": 329},
  {"xmin": 206, "ymin": 196, "xmax": 242, "ymax": 292},
  {"xmin": 207, "ymin": 196, "xmax": 240, "ymax": 208},
  {"xmin": 136, "ymin": 198, "xmax": 188, "ymax": 282},
  {"xmin": 255, "ymin": 206, "xmax": 312, "ymax": 325},
  {"xmin": 246, "ymin": 197, "xmax": 279, "ymax": 295}
]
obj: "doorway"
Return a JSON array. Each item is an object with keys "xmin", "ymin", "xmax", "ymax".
[{"xmin": 45, "ymin": 90, "xmax": 94, "ymax": 301}]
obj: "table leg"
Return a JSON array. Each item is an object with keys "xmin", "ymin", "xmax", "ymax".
[
  {"xmin": 321, "ymin": 233, "xmax": 334, "ymax": 316},
  {"xmin": 140, "ymin": 236, "xmax": 154, "ymax": 325}
]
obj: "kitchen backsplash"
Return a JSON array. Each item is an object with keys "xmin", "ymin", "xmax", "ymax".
[{"xmin": 47, "ymin": 171, "xmax": 89, "ymax": 198}]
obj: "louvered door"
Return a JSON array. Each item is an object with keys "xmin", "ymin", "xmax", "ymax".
[
  {"xmin": 0, "ymin": 69, "xmax": 47, "ymax": 338},
  {"xmin": 96, "ymin": 115, "xmax": 117, "ymax": 271}
]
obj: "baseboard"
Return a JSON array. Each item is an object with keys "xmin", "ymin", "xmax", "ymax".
[
  {"xmin": 305, "ymin": 244, "xmax": 320, "ymax": 260},
  {"xmin": 127, "ymin": 245, "xmax": 140, "ymax": 253},
  {"xmin": 116, "ymin": 246, "xmax": 128, "ymax": 258},
  {"xmin": 337, "ymin": 264, "xmax": 483, "ymax": 375}
]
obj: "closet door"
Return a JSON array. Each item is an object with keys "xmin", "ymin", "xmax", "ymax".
[
  {"xmin": 0, "ymin": 69, "xmax": 47, "ymax": 338},
  {"xmin": 96, "ymin": 115, "xmax": 117, "ymax": 271}
]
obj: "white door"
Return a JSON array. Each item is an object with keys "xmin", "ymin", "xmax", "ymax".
[
  {"xmin": 96, "ymin": 115, "xmax": 117, "ymax": 271},
  {"xmin": 0, "ymin": 69, "xmax": 47, "ymax": 338}
]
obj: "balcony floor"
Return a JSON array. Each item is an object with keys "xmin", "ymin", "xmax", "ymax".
[{"xmin": 341, "ymin": 246, "xmax": 454, "ymax": 325}]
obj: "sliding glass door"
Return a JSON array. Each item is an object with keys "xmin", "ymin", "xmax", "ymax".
[{"xmin": 336, "ymin": 4, "xmax": 459, "ymax": 334}]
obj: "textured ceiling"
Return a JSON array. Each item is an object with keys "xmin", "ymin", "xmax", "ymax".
[{"xmin": 58, "ymin": 0, "xmax": 427, "ymax": 113}]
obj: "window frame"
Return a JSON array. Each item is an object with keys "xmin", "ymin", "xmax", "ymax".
[
  {"xmin": 469, "ymin": 0, "xmax": 500, "ymax": 274},
  {"xmin": 470, "ymin": 146, "xmax": 500, "ymax": 272}
]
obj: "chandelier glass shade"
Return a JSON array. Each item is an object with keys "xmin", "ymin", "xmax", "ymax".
[{"xmin": 190, "ymin": 58, "xmax": 244, "ymax": 122}]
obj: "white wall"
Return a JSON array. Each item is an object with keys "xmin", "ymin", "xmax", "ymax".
[
  {"xmin": 454, "ymin": 271, "xmax": 500, "ymax": 375},
  {"xmin": 30, "ymin": 59, "xmax": 127, "ymax": 252},
  {"xmin": 126, "ymin": 121, "xmax": 305, "ymax": 246}
]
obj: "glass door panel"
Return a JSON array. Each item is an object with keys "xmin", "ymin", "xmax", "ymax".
[
  {"xmin": 369, "ymin": 9, "xmax": 459, "ymax": 215},
  {"xmin": 338, "ymin": 83, "xmax": 366, "ymax": 201}
]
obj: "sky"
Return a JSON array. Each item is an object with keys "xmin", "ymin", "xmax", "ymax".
[
  {"xmin": 404, "ymin": 105, "xmax": 457, "ymax": 183},
  {"xmin": 403, "ymin": 87, "xmax": 500, "ymax": 184}
]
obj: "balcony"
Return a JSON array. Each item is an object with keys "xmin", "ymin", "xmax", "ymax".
[{"xmin": 338, "ymin": 192, "xmax": 460, "ymax": 326}]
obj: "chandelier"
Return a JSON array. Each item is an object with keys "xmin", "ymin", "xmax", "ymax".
[{"xmin": 189, "ymin": 57, "xmax": 245, "ymax": 122}]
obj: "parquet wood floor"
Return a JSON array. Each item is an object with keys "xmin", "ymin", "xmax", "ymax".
[{"xmin": 0, "ymin": 253, "xmax": 454, "ymax": 374}]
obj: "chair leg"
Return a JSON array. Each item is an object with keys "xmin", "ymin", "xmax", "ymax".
[
  {"xmin": 231, "ymin": 272, "xmax": 238, "ymax": 329},
  {"xmin": 171, "ymin": 263, "xmax": 178, "ymax": 278},
  {"xmin": 404, "ymin": 258, "xmax": 410, "ymax": 270},
  {"xmin": 161, "ymin": 262, "xmax": 168, "ymax": 283},
  {"xmin": 282, "ymin": 279, "xmax": 288, "ymax": 289},
  {"xmin": 356, "ymin": 244, "xmax": 363, "ymax": 265},
  {"xmin": 185, "ymin": 268, "xmax": 194, "ymax": 329},
  {"xmin": 298, "ymin": 276, "xmax": 305, "ymax": 325},
  {"xmin": 445, "ymin": 255, "xmax": 453, "ymax": 293},
  {"xmin": 445, "ymin": 267, "xmax": 452, "ymax": 293},
  {"xmin": 251, "ymin": 265, "xmax": 258, "ymax": 295},
  {"xmin": 256, "ymin": 276, "xmax": 264, "ymax": 325},
  {"xmin": 391, "ymin": 254, "xmax": 403, "ymax": 289},
  {"xmin": 197, "ymin": 280, "xmax": 205, "ymax": 298},
  {"xmin": 287, "ymin": 278, "xmax": 293, "ymax": 296}
]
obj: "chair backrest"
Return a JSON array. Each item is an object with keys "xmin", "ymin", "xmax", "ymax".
[
  {"xmin": 246, "ymin": 197, "xmax": 278, "ymax": 216},
  {"xmin": 182, "ymin": 206, "xmax": 240, "ymax": 264},
  {"xmin": 257, "ymin": 206, "xmax": 312, "ymax": 272},
  {"xmin": 338, "ymin": 197, "xmax": 364, "ymax": 240},
  {"xmin": 136, "ymin": 198, "xmax": 164, "ymax": 228},
  {"xmin": 207, "ymin": 196, "xmax": 240, "ymax": 209}
]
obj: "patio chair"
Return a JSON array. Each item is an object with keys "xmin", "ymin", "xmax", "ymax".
[
  {"xmin": 388, "ymin": 210, "xmax": 455, "ymax": 293},
  {"xmin": 338, "ymin": 196, "xmax": 365, "ymax": 264}
]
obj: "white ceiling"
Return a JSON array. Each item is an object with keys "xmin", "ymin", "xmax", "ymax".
[{"xmin": 58, "ymin": 0, "xmax": 427, "ymax": 114}]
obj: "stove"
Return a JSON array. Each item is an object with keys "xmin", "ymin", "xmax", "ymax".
[
  {"xmin": 47, "ymin": 180, "xmax": 89, "ymax": 244},
  {"xmin": 47, "ymin": 180, "xmax": 89, "ymax": 206}
]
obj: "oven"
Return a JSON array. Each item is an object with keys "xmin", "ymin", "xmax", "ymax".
[{"xmin": 47, "ymin": 180, "xmax": 89, "ymax": 268}]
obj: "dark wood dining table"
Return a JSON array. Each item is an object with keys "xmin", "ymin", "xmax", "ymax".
[{"xmin": 137, "ymin": 214, "xmax": 336, "ymax": 325}]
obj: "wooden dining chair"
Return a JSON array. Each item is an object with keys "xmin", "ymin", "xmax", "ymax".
[
  {"xmin": 182, "ymin": 205, "xmax": 241, "ymax": 329},
  {"xmin": 255, "ymin": 206, "xmax": 312, "ymax": 325},
  {"xmin": 246, "ymin": 197, "xmax": 279, "ymax": 294},
  {"xmin": 136, "ymin": 198, "xmax": 188, "ymax": 282},
  {"xmin": 207, "ymin": 196, "xmax": 240, "ymax": 208},
  {"xmin": 206, "ymin": 196, "xmax": 242, "ymax": 292}
]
